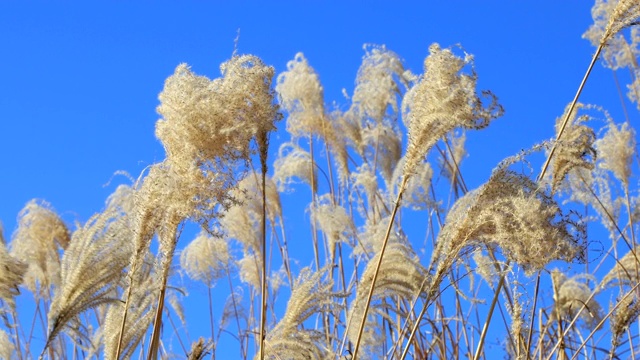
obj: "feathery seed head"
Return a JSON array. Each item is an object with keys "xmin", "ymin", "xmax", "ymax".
[
  {"xmin": 273, "ymin": 142, "xmax": 317, "ymax": 193},
  {"xmin": 434, "ymin": 169, "xmax": 585, "ymax": 275},
  {"xmin": 550, "ymin": 103, "xmax": 597, "ymax": 192},
  {"xmin": 180, "ymin": 231, "xmax": 230, "ymax": 284},
  {"xmin": 601, "ymin": 246, "xmax": 640, "ymax": 288},
  {"xmin": 0, "ymin": 235, "xmax": 26, "ymax": 310},
  {"xmin": 10, "ymin": 199, "xmax": 70, "ymax": 297},
  {"xmin": 46, "ymin": 185, "xmax": 135, "ymax": 346},
  {"xmin": 156, "ymin": 55, "xmax": 278, "ymax": 168},
  {"xmin": 610, "ymin": 292, "xmax": 640, "ymax": 346},
  {"xmin": 595, "ymin": 119, "xmax": 635, "ymax": 186},
  {"xmin": 551, "ymin": 270, "xmax": 603, "ymax": 329},
  {"xmin": 403, "ymin": 43, "xmax": 502, "ymax": 177},
  {"xmin": 238, "ymin": 252, "xmax": 261, "ymax": 289},
  {"xmin": 351, "ymin": 44, "xmax": 407, "ymax": 125},
  {"xmin": 260, "ymin": 266, "xmax": 339, "ymax": 359},
  {"xmin": 310, "ymin": 194, "xmax": 355, "ymax": 256},
  {"xmin": 276, "ymin": 53, "xmax": 325, "ymax": 138},
  {"xmin": 584, "ymin": 0, "xmax": 640, "ymax": 48}
]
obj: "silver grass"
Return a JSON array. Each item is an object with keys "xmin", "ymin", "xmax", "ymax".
[
  {"xmin": 180, "ymin": 230, "xmax": 230, "ymax": 285},
  {"xmin": 276, "ymin": 53, "xmax": 350, "ymax": 185},
  {"xmin": 350, "ymin": 164, "xmax": 380, "ymax": 217},
  {"xmin": 276, "ymin": 52, "xmax": 325, "ymax": 138},
  {"xmin": 45, "ymin": 185, "xmax": 134, "ymax": 349},
  {"xmin": 156, "ymin": 55, "xmax": 278, "ymax": 169},
  {"xmin": 550, "ymin": 103, "xmax": 597, "ymax": 192},
  {"xmin": 273, "ymin": 142, "xmax": 317, "ymax": 193},
  {"xmin": 354, "ymin": 216, "xmax": 403, "ymax": 257},
  {"xmin": 609, "ymin": 291, "xmax": 640, "ymax": 347},
  {"xmin": 600, "ymin": 245, "xmax": 640, "ymax": 288},
  {"xmin": 402, "ymin": 43, "xmax": 502, "ymax": 177},
  {"xmin": 391, "ymin": 155, "xmax": 434, "ymax": 211},
  {"xmin": 584, "ymin": 1, "xmax": 640, "ymax": 69},
  {"xmin": 597, "ymin": 0, "xmax": 640, "ymax": 46},
  {"xmin": 433, "ymin": 169, "xmax": 584, "ymax": 276},
  {"xmin": 551, "ymin": 270, "xmax": 603, "ymax": 330},
  {"xmin": 260, "ymin": 266, "xmax": 340, "ymax": 360},
  {"xmin": 360, "ymin": 122, "xmax": 402, "ymax": 183},
  {"xmin": 0, "ymin": 328, "xmax": 14, "ymax": 360},
  {"xmin": 347, "ymin": 243, "xmax": 427, "ymax": 355},
  {"xmin": 10, "ymin": 199, "xmax": 70, "ymax": 298},
  {"xmin": 0, "ymin": 228, "xmax": 26, "ymax": 311},
  {"xmin": 309, "ymin": 194, "xmax": 356, "ymax": 259},
  {"xmin": 564, "ymin": 167, "xmax": 621, "ymax": 237},
  {"xmin": 350, "ymin": 44, "xmax": 407, "ymax": 125},
  {"xmin": 236, "ymin": 172, "xmax": 282, "ymax": 224},
  {"xmin": 595, "ymin": 118, "xmax": 635, "ymax": 186},
  {"xmin": 238, "ymin": 252, "xmax": 262, "ymax": 289},
  {"xmin": 104, "ymin": 256, "xmax": 159, "ymax": 360}
]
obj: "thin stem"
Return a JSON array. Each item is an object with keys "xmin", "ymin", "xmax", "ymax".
[
  {"xmin": 525, "ymin": 271, "xmax": 542, "ymax": 360},
  {"xmin": 208, "ymin": 284, "xmax": 215, "ymax": 360},
  {"xmin": 351, "ymin": 176, "xmax": 408, "ymax": 360},
  {"xmin": 473, "ymin": 265, "xmax": 507, "ymax": 360},
  {"xmin": 538, "ymin": 43, "xmax": 603, "ymax": 183},
  {"xmin": 258, "ymin": 157, "xmax": 268, "ymax": 360}
]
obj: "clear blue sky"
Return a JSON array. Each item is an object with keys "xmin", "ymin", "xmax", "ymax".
[{"xmin": 0, "ymin": 2, "xmax": 627, "ymax": 358}]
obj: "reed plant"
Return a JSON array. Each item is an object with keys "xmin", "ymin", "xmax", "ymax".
[{"xmin": 2, "ymin": 1, "xmax": 640, "ymax": 359}]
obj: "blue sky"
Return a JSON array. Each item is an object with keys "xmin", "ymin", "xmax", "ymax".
[
  {"xmin": 0, "ymin": 2, "xmax": 611, "ymax": 230},
  {"xmin": 0, "ymin": 2, "xmax": 630, "ymax": 358}
]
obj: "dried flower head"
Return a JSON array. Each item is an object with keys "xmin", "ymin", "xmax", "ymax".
[
  {"xmin": 550, "ymin": 104, "xmax": 597, "ymax": 192},
  {"xmin": 361, "ymin": 122, "xmax": 402, "ymax": 182},
  {"xmin": 595, "ymin": 119, "xmax": 635, "ymax": 186},
  {"xmin": 350, "ymin": 44, "xmax": 407, "ymax": 124},
  {"xmin": 277, "ymin": 54, "xmax": 350, "ymax": 185},
  {"xmin": 434, "ymin": 169, "xmax": 585, "ymax": 275},
  {"xmin": 47, "ymin": 185, "xmax": 134, "ymax": 348},
  {"xmin": 0, "ymin": 226, "xmax": 26, "ymax": 310},
  {"xmin": 355, "ymin": 215, "xmax": 404, "ymax": 257},
  {"xmin": 610, "ymin": 292, "xmax": 640, "ymax": 347},
  {"xmin": 260, "ymin": 266, "xmax": 339, "ymax": 360},
  {"xmin": 276, "ymin": 52, "xmax": 325, "ymax": 138},
  {"xmin": 236, "ymin": 172, "xmax": 282, "ymax": 223},
  {"xmin": 392, "ymin": 156, "xmax": 434, "ymax": 210},
  {"xmin": 551, "ymin": 270, "xmax": 603, "ymax": 329},
  {"xmin": 180, "ymin": 231, "xmax": 230, "ymax": 285},
  {"xmin": 601, "ymin": 246, "xmax": 640, "ymax": 288},
  {"xmin": 238, "ymin": 252, "xmax": 261, "ymax": 289},
  {"xmin": 156, "ymin": 55, "xmax": 278, "ymax": 167},
  {"xmin": 273, "ymin": 142, "xmax": 317, "ymax": 193},
  {"xmin": 188, "ymin": 337, "xmax": 212, "ymax": 360},
  {"xmin": 402, "ymin": 43, "xmax": 502, "ymax": 177},
  {"xmin": 0, "ymin": 329, "xmax": 14, "ymax": 360},
  {"xmin": 585, "ymin": 0, "xmax": 640, "ymax": 47},
  {"xmin": 348, "ymin": 243, "xmax": 427, "ymax": 356},
  {"xmin": 10, "ymin": 199, "xmax": 70, "ymax": 297},
  {"xmin": 309, "ymin": 194, "xmax": 355, "ymax": 257}
]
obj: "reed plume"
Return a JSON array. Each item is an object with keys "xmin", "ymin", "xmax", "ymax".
[
  {"xmin": 433, "ymin": 169, "xmax": 585, "ymax": 276},
  {"xmin": 260, "ymin": 266, "xmax": 340, "ymax": 360},
  {"xmin": 0, "ymin": 227, "xmax": 26, "ymax": 311},
  {"xmin": 402, "ymin": 43, "xmax": 502, "ymax": 176},
  {"xmin": 10, "ymin": 200, "xmax": 70, "ymax": 299},
  {"xmin": 44, "ymin": 185, "xmax": 134, "ymax": 352}
]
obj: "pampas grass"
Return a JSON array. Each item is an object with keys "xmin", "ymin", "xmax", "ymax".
[{"xmin": 3, "ymin": 2, "xmax": 640, "ymax": 359}]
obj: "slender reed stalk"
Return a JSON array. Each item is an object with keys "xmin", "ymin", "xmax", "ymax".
[
  {"xmin": 351, "ymin": 176, "xmax": 408, "ymax": 359},
  {"xmin": 538, "ymin": 43, "xmax": 603, "ymax": 182},
  {"xmin": 473, "ymin": 264, "xmax": 507, "ymax": 360}
]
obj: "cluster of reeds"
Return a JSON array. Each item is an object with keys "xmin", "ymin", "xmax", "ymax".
[{"xmin": 1, "ymin": 0, "xmax": 640, "ymax": 359}]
